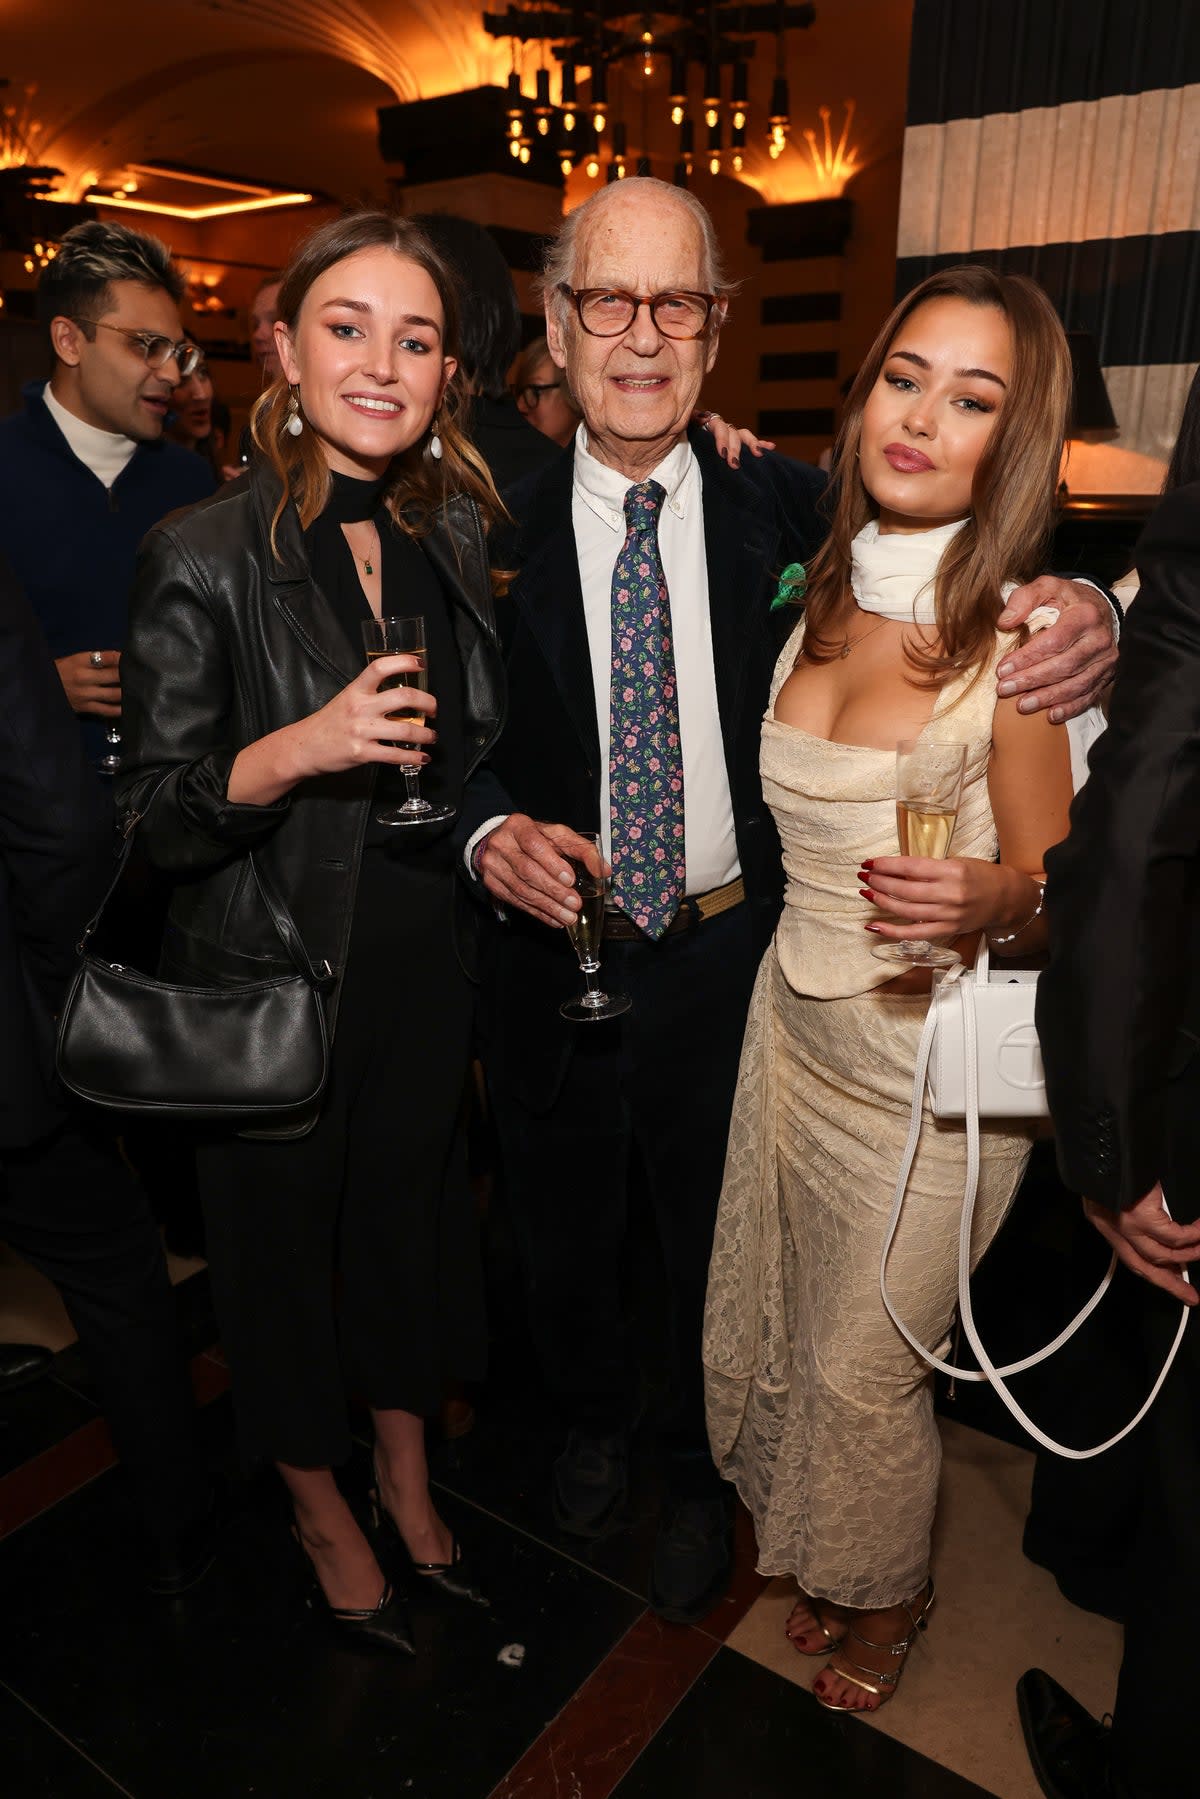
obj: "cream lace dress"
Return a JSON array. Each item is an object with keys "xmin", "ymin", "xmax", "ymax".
[{"xmin": 702, "ymin": 617, "xmax": 1034, "ymax": 1609}]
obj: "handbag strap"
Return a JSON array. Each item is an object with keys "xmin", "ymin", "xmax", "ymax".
[
  {"xmin": 879, "ymin": 964, "xmax": 1191, "ymax": 1459},
  {"xmin": 77, "ymin": 773, "xmax": 334, "ymax": 993}
]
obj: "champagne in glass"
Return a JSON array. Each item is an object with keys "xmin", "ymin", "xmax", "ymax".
[
  {"xmin": 360, "ymin": 615, "xmax": 455, "ymax": 828},
  {"xmin": 871, "ymin": 738, "xmax": 968, "ymax": 971},
  {"xmin": 560, "ymin": 832, "xmax": 632, "ymax": 1022}
]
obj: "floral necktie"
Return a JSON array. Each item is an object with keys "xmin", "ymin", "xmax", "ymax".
[{"xmin": 608, "ymin": 480, "xmax": 685, "ymax": 940}]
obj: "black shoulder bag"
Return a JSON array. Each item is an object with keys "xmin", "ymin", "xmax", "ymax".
[{"xmin": 56, "ymin": 791, "xmax": 333, "ymax": 1118}]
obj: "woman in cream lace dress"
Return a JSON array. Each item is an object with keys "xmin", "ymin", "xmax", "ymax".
[{"xmin": 703, "ymin": 267, "xmax": 1077, "ymax": 1712}]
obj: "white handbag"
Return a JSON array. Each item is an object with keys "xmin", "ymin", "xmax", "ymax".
[
  {"xmin": 879, "ymin": 946, "xmax": 1191, "ymax": 1458},
  {"xmin": 926, "ymin": 939, "xmax": 1046, "ymax": 1120}
]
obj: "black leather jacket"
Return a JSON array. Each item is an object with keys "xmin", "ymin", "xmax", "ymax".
[{"xmin": 115, "ymin": 460, "xmax": 505, "ymax": 1033}]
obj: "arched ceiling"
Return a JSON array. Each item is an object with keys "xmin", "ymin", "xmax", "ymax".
[
  {"xmin": 3, "ymin": 0, "xmax": 913, "ymax": 208},
  {"xmin": 3, "ymin": 0, "xmax": 511, "ymax": 198}
]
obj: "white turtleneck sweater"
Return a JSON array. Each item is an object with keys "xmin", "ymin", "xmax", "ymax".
[{"xmin": 43, "ymin": 383, "xmax": 139, "ymax": 489}]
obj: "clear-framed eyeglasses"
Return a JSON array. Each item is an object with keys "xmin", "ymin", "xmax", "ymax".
[
  {"xmin": 72, "ymin": 318, "xmax": 203, "ymax": 376},
  {"xmin": 557, "ymin": 284, "xmax": 718, "ymax": 341}
]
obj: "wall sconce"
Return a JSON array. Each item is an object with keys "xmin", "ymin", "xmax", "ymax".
[{"xmin": 803, "ymin": 101, "xmax": 860, "ymax": 193}]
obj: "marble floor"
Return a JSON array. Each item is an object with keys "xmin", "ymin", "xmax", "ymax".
[{"xmin": 0, "ymin": 1230, "xmax": 1123, "ymax": 1799}]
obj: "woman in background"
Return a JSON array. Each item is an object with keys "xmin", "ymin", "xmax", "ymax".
[{"xmin": 511, "ymin": 335, "xmax": 580, "ymax": 447}]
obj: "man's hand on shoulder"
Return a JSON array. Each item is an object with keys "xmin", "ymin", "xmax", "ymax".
[
  {"xmin": 1084, "ymin": 1185, "xmax": 1200, "ymax": 1306},
  {"xmin": 55, "ymin": 649, "xmax": 122, "ymax": 719},
  {"xmin": 994, "ymin": 576, "xmax": 1117, "ymax": 723},
  {"xmin": 477, "ymin": 814, "xmax": 604, "ymax": 929}
]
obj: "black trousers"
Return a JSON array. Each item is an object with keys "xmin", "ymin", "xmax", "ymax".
[
  {"xmin": 1108, "ymin": 1059, "xmax": 1200, "ymax": 1799},
  {"xmin": 489, "ymin": 902, "xmax": 760, "ymax": 1499},
  {"xmin": 0, "ymin": 1116, "xmax": 203, "ymax": 1547}
]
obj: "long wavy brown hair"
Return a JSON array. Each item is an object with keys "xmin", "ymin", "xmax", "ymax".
[
  {"xmin": 800, "ymin": 266, "xmax": 1071, "ymax": 686},
  {"xmin": 251, "ymin": 210, "xmax": 503, "ymax": 558}
]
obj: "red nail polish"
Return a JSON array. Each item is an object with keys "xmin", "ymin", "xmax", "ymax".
[
  {"xmin": 859, "ymin": 888, "xmax": 874, "ymax": 901},
  {"xmin": 862, "ymin": 859, "xmax": 875, "ymax": 869},
  {"xmin": 865, "ymin": 924, "xmax": 881, "ymax": 933}
]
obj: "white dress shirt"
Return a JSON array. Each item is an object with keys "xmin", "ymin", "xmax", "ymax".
[
  {"xmin": 43, "ymin": 384, "xmax": 138, "ymax": 489},
  {"xmin": 572, "ymin": 427, "xmax": 739, "ymax": 894},
  {"xmin": 466, "ymin": 425, "xmax": 741, "ymax": 896}
]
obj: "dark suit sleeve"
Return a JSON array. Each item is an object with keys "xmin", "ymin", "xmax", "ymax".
[
  {"xmin": 0, "ymin": 555, "xmax": 113, "ymax": 1007},
  {"xmin": 1037, "ymin": 483, "xmax": 1200, "ymax": 1208}
]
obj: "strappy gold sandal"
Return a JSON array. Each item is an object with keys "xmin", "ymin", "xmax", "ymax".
[
  {"xmin": 785, "ymin": 1593, "xmax": 847, "ymax": 1657},
  {"xmin": 813, "ymin": 1580, "xmax": 935, "ymax": 1712}
]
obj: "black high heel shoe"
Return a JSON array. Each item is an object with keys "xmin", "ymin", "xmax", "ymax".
[
  {"xmin": 369, "ymin": 1475, "xmax": 491, "ymax": 1611},
  {"xmin": 308, "ymin": 1578, "xmax": 416, "ymax": 1655},
  {"xmin": 292, "ymin": 1527, "xmax": 416, "ymax": 1655}
]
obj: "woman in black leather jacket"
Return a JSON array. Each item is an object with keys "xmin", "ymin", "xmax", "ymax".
[{"xmin": 116, "ymin": 212, "xmax": 506, "ymax": 1652}]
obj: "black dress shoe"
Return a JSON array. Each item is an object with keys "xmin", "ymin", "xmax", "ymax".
[
  {"xmin": 551, "ymin": 1430, "xmax": 629, "ymax": 1538},
  {"xmin": 146, "ymin": 1482, "xmax": 222, "ymax": 1597},
  {"xmin": 1017, "ymin": 1668, "xmax": 1119, "ymax": 1799},
  {"xmin": 648, "ymin": 1494, "xmax": 733, "ymax": 1624},
  {"xmin": 0, "ymin": 1342, "xmax": 53, "ymax": 1394}
]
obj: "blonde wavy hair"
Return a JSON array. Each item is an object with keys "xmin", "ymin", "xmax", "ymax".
[
  {"xmin": 250, "ymin": 209, "xmax": 503, "ymax": 558},
  {"xmin": 800, "ymin": 265, "xmax": 1071, "ymax": 685}
]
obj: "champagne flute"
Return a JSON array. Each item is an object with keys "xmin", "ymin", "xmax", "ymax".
[
  {"xmin": 360, "ymin": 615, "xmax": 455, "ymax": 828},
  {"xmin": 560, "ymin": 832, "xmax": 632, "ymax": 1022},
  {"xmin": 870, "ymin": 738, "xmax": 968, "ymax": 971}
]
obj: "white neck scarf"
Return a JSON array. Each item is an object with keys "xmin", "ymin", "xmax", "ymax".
[{"xmin": 849, "ymin": 517, "xmax": 968, "ymax": 623}]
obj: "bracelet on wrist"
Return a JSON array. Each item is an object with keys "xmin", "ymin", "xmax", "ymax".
[{"xmin": 987, "ymin": 875, "xmax": 1046, "ymax": 947}]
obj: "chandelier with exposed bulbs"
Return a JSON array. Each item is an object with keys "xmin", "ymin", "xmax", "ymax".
[{"xmin": 482, "ymin": 2, "xmax": 815, "ymax": 186}]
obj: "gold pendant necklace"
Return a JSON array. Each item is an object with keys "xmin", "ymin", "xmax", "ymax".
[
  {"xmin": 838, "ymin": 616, "xmax": 888, "ymax": 658},
  {"xmin": 350, "ymin": 523, "xmax": 379, "ymax": 578}
]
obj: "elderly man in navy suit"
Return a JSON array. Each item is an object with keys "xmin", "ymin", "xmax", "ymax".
[{"xmin": 460, "ymin": 177, "xmax": 1117, "ymax": 1622}]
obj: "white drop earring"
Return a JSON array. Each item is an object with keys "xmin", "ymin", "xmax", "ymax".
[
  {"xmin": 429, "ymin": 426, "xmax": 443, "ymax": 461},
  {"xmin": 284, "ymin": 386, "xmax": 304, "ymax": 437}
]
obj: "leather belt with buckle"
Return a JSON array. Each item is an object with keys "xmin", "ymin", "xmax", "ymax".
[{"xmin": 602, "ymin": 876, "xmax": 745, "ymax": 942}]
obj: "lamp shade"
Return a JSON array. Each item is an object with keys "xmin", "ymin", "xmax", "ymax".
[{"xmin": 1066, "ymin": 332, "xmax": 1118, "ymax": 441}]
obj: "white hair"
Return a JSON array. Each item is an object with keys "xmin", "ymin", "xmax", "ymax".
[{"xmin": 539, "ymin": 178, "xmax": 731, "ymax": 333}]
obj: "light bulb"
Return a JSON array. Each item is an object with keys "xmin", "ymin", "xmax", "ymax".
[
  {"xmin": 671, "ymin": 103, "xmax": 684, "ymax": 126},
  {"xmin": 510, "ymin": 139, "xmax": 522, "ymax": 158},
  {"xmin": 644, "ymin": 57, "xmax": 653, "ymax": 78},
  {"xmin": 563, "ymin": 110, "xmax": 576, "ymax": 132},
  {"xmin": 732, "ymin": 151, "xmax": 744, "ymax": 173},
  {"xmin": 509, "ymin": 117, "xmax": 522, "ymax": 137},
  {"xmin": 641, "ymin": 28, "xmax": 652, "ymax": 43},
  {"xmin": 593, "ymin": 109, "xmax": 606, "ymax": 133},
  {"xmin": 616, "ymin": 158, "xmax": 627, "ymax": 178},
  {"xmin": 733, "ymin": 107, "xmax": 746, "ymax": 131},
  {"xmin": 537, "ymin": 116, "xmax": 549, "ymax": 135},
  {"xmin": 709, "ymin": 154, "xmax": 720, "ymax": 175},
  {"xmin": 561, "ymin": 156, "xmax": 573, "ymax": 177},
  {"xmin": 705, "ymin": 105, "xmax": 719, "ymax": 128},
  {"xmin": 519, "ymin": 144, "xmax": 531, "ymax": 163},
  {"xmin": 768, "ymin": 140, "xmax": 783, "ymax": 159},
  {"xmin": 586, "ymin": 157, "xmax": 600, "ymax": 178}
]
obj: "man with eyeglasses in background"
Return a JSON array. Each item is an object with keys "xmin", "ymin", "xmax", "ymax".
[{"xmin": 0, "ymin": 220, "xmax": 214, "ymax": 769}]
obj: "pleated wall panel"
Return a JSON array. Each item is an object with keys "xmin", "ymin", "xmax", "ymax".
[{"xmin": 896, "ymin": 0, "xmax": 1200, "ymax": 464}]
